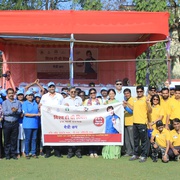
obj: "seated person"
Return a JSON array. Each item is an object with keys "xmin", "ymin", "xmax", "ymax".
[
  {"xmin": 150, "ymin": 120, "xmax": 170, "ymax": 163},
  {"xmin": 168, "ymin": 118, "xmax": 180, "ymax": 161}
]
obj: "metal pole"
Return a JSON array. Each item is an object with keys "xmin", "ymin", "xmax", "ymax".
[
  {"xmin": 167, "ymin": 60, "xmax": 171, "ymax": 84},
  {"xmin": 166, "ymin": 37, "xmax": 171, "ymax": 84},
  {"xmin": 69, "ymin": 34, "xmax": 74, "ymax": 86},
  {"xmin": 146, "ymin": 47, "xmax": 150, "ymax": 86}
]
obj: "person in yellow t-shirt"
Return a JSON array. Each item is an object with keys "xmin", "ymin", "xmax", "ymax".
[
  {"xmin": 168, "ymin": 118, "xmax": 180, "ymax": 161},
  {"xmin": 147, "ymin": 85, "xmax": 157, "ymax": 100},
  {"xmin": 150, "ymin": 120, "xmax": 170, "ymax": 163},
  {"xmin": 170, "ymin": 86, "xmax": 175, "ymax": 98},
  {"xmin": 160, "ymin": 87, "xmax": 171, "ymax": 125},
  {"xmin": 123, "ymin": 88, "xmax": 134, "ymax": 156},
  {"xmin": 129, "ymin": 85, "xmax": 152, "ymax": 163},
  {"xmin": 166, "ymin": 88, "xmax": 180, "ymax": 130},
  {"xmin": 149, "ymin": 95, "xmax": 164, "ymax": 129}
]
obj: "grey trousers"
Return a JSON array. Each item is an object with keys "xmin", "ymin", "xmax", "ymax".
[{"xmin": 125, "ymin": 126, "xmax": 134, "ymax": 155}]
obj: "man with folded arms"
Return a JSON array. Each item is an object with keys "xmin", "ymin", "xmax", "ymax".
[{"xmin": 2, "ymin": 88, "xmax": 22, "ymax": 160}]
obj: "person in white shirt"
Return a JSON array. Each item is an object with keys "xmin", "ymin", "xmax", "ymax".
[
  {"xmin": 114, "ymin": 79, "xmax": 124, "ymax": 102},
  {"xmin": 40, "ymin": 82, "xmax": 63, "ymax": 158},
  {"xmin": 62, "ymin": 87, "xmax": 83, "ymax": 158}
]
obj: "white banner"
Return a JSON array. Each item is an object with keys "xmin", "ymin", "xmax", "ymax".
[{"xmin": 41, "ymin": 103, "xmax": 124, "ymax": 146}]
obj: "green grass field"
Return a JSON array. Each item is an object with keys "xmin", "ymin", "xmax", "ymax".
[{"xmin": 1, "ymin": 155, "xmax": 180, "ymax": 180}]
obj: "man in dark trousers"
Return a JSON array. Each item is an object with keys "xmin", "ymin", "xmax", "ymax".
[{"xmin": 2, "ymin": 88, "xmax": 22, "ymax": 160}]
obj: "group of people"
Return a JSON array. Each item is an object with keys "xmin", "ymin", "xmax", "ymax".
[{"xmin": 0, "ymin": 79, "xmax": 180, "ymax": 163}]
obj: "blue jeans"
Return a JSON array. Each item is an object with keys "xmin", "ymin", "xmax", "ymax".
[{"xmin": 24, "ymin": 129, "xmax": 38, "ymax": 156}]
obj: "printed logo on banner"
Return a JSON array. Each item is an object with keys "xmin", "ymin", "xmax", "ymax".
[{"xmin": 93, "ymin": 117, "xmax": 104, "ymax": 127}]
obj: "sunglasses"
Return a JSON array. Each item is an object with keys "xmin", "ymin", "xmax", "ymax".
[
  {"xmin": 90, "ymin": 92, "xmax": 96, "ymax": 95},
  {"xmin": 116, "ymin": 83, "xmax": 122, "ymax": 86},
  {"xmin": 153, "ymin": 98, "xmax": 159, "ymax": 101},
  {"xmin": 137, "ymin": 91, "xmax": 143, "ymax": 93},
  {"xmin": 70, "ymin": 91, "xmax": 76, "ymax": 93}
]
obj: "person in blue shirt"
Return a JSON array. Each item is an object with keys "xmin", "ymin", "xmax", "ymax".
[
  {"xmin": 22, "ymin": 90, "xmax": 40, "ymax": 159},
  {"xmin": 2, "ymin": 88, "xmax": 22, "ymax": 160}
]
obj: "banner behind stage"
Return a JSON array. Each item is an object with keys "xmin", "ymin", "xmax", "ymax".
[
  {"xmin": 41, "ymin": 103, "xmax": 124, "ymax": 146},
  {"xmin": 37, "ymin": 48, "xmax": 98, "ymax": 79}
]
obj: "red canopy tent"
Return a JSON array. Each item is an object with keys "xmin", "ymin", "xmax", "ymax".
[{"xmin": 0, "ymin": 10, "xmax": 169, "ymax": 88}]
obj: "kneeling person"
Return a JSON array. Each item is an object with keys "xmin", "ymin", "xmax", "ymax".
[{"xmin": 150, "ymin": 120, "xmax": 170, "ymax": 163}]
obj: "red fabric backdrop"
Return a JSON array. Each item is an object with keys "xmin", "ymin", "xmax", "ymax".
[{"xmin": 2, "ymin": 43, "xmax": 136, "ymax": 88}]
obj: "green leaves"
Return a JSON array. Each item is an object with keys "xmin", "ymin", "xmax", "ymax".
[
  {"xmin": 75, "ymin": 0, "xmax": 102, "ymax": 10},
  {"xmin": 133, "ymin": 0, "xmax": 169, "ymax": 87}
]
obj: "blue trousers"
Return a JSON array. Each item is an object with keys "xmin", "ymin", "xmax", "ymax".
[{"xmin": 24, "ymin": 129, "xmax": 38, "ymax": 156}]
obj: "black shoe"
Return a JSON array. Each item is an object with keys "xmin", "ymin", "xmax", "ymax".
[
  {"xmin": 76, "ymin": 152, "xmax": 82, "ymax": 158},
  {"xmin": 26, "ymin": 156, "xmax": 30, "ymax": 160},
  {"xmin": 40, "ymin": 152, "xmax": 44, "ymax": 156},
  {"xmin": 45, "ymin": 154, "xmax": 50, "ymax": 158},
  {"xmin": 153, "ymin": 158, "xmax": 158, "ymax": 162},
  {"xmin": 56, "ymin": 154, "xmax": 63, "ymax": 158},
  {"xmin": 6, "ymin": 156, "xmax": 10, "ymax": 160},
  {"xmin": 67, "ymin": 153, "xmax": 74, "ymax": 159},
  {"xmin": 12, "ymin": 156, "xmax": 18, "ymax": 160}
]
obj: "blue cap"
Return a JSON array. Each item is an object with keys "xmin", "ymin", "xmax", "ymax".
[
  {"xmin": 48, "ymin": 82, "xmax": 55, "ymax": 87},
  {"xmin": 100, "ymin": 87, "xmax": 108, "ymax": 92},
  {"xmin": 0, "ymin": 89, "xmax": 7, "ymax": 96},
  {"xmin": 34, "ymin": 93, "xmax": 42, "ymax": 98},
  {"xmin": 31, "ymin": 87, "xmax": 39, "ymax": 93},
  {"xmin": 18, "ymin": 87, "xmax": 25, "ymax": 93},
  {"xmin": 25, "ymin": 90, "xmax": 34, "ymax": 96},
  {"xmin": 16, "ymin": 90, "xmax": 24, "ymax": 96},
  {"xmin": 61, "ymin": 91, "xmax": 68, "ymax": 95},
  {"xmin": 43, "ymin": 85, "xmax": 48, "ymax": 90}
]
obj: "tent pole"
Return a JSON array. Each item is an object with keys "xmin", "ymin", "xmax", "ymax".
[
  {"xmin": 166, "ymin": 37, "xmax": 171, "ymax": 84},
  {"xmin": 69, "ymin": 34, "xmax": 74, "ymax": 86},
  {"xmin": 146, "ymin": 47, "xmax": 150, "ymax": 86}
]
